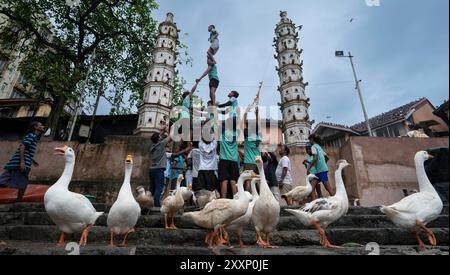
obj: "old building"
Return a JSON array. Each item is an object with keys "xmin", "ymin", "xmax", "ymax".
[
  {"xmin": 0, "ymin": 14, "xmax": 58, "ymax": 120},
  {"xmin": 134, "ymin": 13, "xmax": 179, "ymax": 136},
  {"xmin": 313, "ymin": 98, "xmax": 450, "ymax": 147},
  {"xmin": 274, "ymin": 11, "xmax": 312, "ymax": 146}
]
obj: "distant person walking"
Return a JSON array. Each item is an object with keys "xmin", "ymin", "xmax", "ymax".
[
  {"xmin": 0, "ymin": 121, "xmax": 45, "ymax": 202},
  {"xmin": 307, "ymin": 134, "xmax": 335, "ymax": 200}
]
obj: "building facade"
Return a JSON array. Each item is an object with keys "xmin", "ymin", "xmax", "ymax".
[
  {"xmin": 274, "ymin": 11, "xmax": 312, "ymax": 146},
  {"xmin": 0, "ymin": 15, "xmax": 54, "ymax": 119},
  {"xmin": 313, "ymin": 98, "xmax": 450, "ymax": 148},
  {"xmin": 134, "ymin": 13, "xmax": 179, "ymax": 136}
]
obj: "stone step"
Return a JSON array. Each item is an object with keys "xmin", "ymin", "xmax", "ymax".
[
  {"xmin": 0, "ymin": 225, "xmax": 448, "ymax": 247},
  {"xmin": 1, "ymin": 203, "xmax": 448, "ymax": 216},
  {"xmin": 0, "ymin": 241, "xmax": 448, "ymax": 255},
  {"xmin": 1, "ymin": 212, "xmax": 448, "ymax": 230}
]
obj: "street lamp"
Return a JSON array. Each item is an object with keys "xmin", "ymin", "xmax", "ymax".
[{"xmin": 335, "ymin": 51, "xmax": 374, "ymax": 137}]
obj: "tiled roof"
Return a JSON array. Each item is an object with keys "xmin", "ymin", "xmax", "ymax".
[
  {"xmin": 313, "ymin": 122, "xmax": 360, "ymax": 135},
  {"xmin": 350, "ymin": 98, "xmax": 426, "ymax": 133}
]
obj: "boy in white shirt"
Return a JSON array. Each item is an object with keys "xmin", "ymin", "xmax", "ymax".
[
  {"xmin": 197, "ymin": 136, "xmax": 218, "ymax": 192},
  {"xmin": 275, "ymin": 145, "xmax": 293, "ymax": 205}
]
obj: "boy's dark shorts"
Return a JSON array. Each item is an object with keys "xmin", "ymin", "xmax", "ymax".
[
  {"xmin": 0, "ymin": 169, "xmax": 30, "ymax": 189},
  {"xmin": 195, "ymin": 171, "xmax": 218, "ymax": 192},
  {"xmin": 209, "ymin": 78, "xmax": 219, "ymax": 88},
  {"xmin": 218, "ymin": 160, "xmax": 239, "ymax": 182},
  {"xmin": 315, "ymin": 171, "xmax": 329, "ymax": 183}
]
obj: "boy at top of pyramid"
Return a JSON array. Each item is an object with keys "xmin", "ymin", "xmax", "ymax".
[{"xmin": 196, "ymin": 25, "xmax": 220, "ymax": 105}]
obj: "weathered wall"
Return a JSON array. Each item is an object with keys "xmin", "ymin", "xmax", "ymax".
[
  {"xmin": 0, "ymin": 136, "xmax": 151, "ymax": 203},
  {"xmin": 346, "ymin": 137, "xmax": 449, "ymax": 207}
]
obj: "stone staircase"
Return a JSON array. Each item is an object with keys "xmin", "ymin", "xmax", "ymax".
[{"xmin": 0, "ymin": 203, "xmax": 448, "ymax": 255}]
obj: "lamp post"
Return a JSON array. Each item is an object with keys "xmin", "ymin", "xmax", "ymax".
[{"xmin": 335, "ymin": 51, "xmax": 374, "ymax": 137}]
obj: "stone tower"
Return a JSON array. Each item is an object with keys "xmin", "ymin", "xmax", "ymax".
[
  {"xmin": 135, "ymin": 13, "xmax": 179, "ymax": 136},
  {"xmin": 274, "ymin": 11, "xmax": 312, "ymax": 146}
]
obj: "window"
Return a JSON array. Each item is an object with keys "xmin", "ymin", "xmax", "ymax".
[
  {"xmin": 388, "ymin": 124, "xmax": 401, "ymax": 137},
  {"xmin": 17, "ymin": 74, "xmax": 27, "ymax": 85},
  {"xmin": 11, "ymin": 88, "xmax": 27, "ymax": 99},
  {"xmin": 0, "ymin": 56, "xmax": 8, "ymax": 72},
  {"xmin": 27, "ymin": 105, "xmax": 36, "ymax": 117}
]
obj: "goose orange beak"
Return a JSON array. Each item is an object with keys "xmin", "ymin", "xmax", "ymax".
[
  {"xmin": 427, "ymin": 153, "xmax": 434, "ymax": 160},
  {"xmin": 126, "ymin": 155, "xmax": 133, "ymax": 163},
  {"xmin": 54, "ymin": 145, "xmax": 68, "ymax": 156}
]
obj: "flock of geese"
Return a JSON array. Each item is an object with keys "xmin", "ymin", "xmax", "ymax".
[{"xmin": 43, "ymin": 146, "xmax": 443, "ymax": 250}]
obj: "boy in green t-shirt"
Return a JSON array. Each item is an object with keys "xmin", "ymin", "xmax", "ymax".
[
  {"xmin": 242, "ymin": 105, "xmax": 262, "ymax": 191},
  {"xmin": 307, "ymin": 134, "xmax": 334, "ymax": 200}
]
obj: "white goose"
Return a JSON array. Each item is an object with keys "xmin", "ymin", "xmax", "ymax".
[
  {"xmin": 283, "ymin": 174, "xmax": 317, "ymax": 204},
  {"xmin": 183, "ymin": 171, "xmax": 256, "ymax": 247},
  {"xmin": 161, "ymin": 174, "xmax": 185, "ymax": 229},
  {"xmin": 226, "ymin": 178, "xmax": 260, "ymax": 248},
  {"xmin": 107, "ymin": 155, "xmax": 141, "ymax": 247},
  {"xmin": 381, "ymin": 151, "xmax": 443, "ymax": 250},
  {"xmin": 252, "ymin": 156, "xmax": 280, "ymax": 248},
  {"xmin": 44, "ymin": 146, "xmax": 104, "ymax": 247},
  {"xmin": 135, "ymin": 186, "xmax": 154, "ymax": 215},
  {"xmin": 285, "ymin": 160, "xmax": 351, "ymax": 249},
  {"xmin": 179, "ymin": 183, "xmax": 194, "ymax": 202},
  {"xmin": 193, "ymin": 190, "xmax": 219, "ymax": 209}
]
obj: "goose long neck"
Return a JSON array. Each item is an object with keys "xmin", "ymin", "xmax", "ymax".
[
  {"xmin": 56, "ymin": 158, "xmax": 75, "ymax": 189},
  {"xmin": 335, "ymin": 167, "xmax": 348, "ymax": 199},
  {"xmin": 176, "ymin": 178, "xmax": 182, "ymax": 190},
  {"xmin": 250, "ymin": 180, "xmax": 258, "ymax": 197},
  {"xmin": 415, "ymin": 158, "xmax": 437, "ymax": 194},
  {"xmin": 237, "ymin": 177, "xmax": 246, "ymax": 199},
  {"xmin": 118, "ymin": 165, "xmax": 133, "ymax": 200},
  {"xmin": 257, "ymin": 163, "xmax": 271, "ymax": 195}
]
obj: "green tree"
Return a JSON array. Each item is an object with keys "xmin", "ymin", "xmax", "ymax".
[{"xmin": 0, "ymin": 0, "xmax": 159, "ymax": 138}]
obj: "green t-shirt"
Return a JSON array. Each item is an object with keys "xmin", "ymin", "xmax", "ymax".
[
  {"xmin": 243, "ymin": 129, "xmax": 262, "ymax": 165},
  {"xmin": 208, "ymin": 65, "xmax": 219, "ymax": 81},
  {"xmin": 306, "ymin": 155, "xmax": 317, "ymax": 174},
  {"xmin": 180, "ymin": 96, "xmax": 191, "ymax": 119},
  {"xmin": 219, "ymin": 130, "xmax": 239, "ymax": 162},
  {"xmin": 312, "ymin": 144, "xmax": 328, "ymax": 173}
]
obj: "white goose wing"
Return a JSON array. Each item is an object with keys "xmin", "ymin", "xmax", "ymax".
[
  {"xmin": 302, "ymin": 198, "xmax": 339, "ymax": 213},
  {"xmin": 202, "ymin": 199, "xmax": 235, "ymax": 223},
  {"xmin": 57, "ymin": 192, "xmax": 99, "ymax": 223},
  {"xmin": 388, "ymin": 192, "xmax": 438, "ymax": 214}
]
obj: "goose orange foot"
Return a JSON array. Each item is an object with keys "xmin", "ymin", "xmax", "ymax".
[
  {"xmin": 79, "ymin": 224, "xmax": 93, "ymax": 247},
  {"xmin": 415, "ymin": 229, "xmax": 426, "ymax": 251},
  {"xmin": 119, "ymin": 228, "xmax": 135, "ymax": 247},
  {"xmin": 256, "ymin": 231, "xmax": 269, "ymax": 248},
  {"xmin": 57, "ymin": 231, "xmax": 65, "ymax": 247}
]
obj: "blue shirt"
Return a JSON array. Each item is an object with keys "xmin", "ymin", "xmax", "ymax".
[
  {"xmin": 4, "ymin": 133, "xmax": 38, "ymax": 170},
  {"xmin": 171, "ymin": 156, "xmax": 186, "ymax": 180}
]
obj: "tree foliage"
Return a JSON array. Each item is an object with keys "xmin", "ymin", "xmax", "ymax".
[{"xmin": 0, "ymin": 0, "xmax": 161, "ymax": 135}]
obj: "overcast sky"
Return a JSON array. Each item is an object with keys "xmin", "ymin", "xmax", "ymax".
[{"xmin": 97, "ymin": 0, "xmax": 449, "ymax": 127}]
